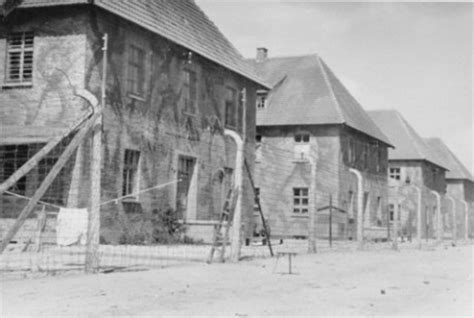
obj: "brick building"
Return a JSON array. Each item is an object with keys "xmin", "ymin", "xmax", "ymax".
[
  {"xmin": 368, "ymin": 110, "xmax": 449, "ymax": 239},
  {"xmin": 0, "ymin": 0, "xmax": 267, "ymax": 243},
  {"xmin": 425, "ymin": 138, "xmax": 473, "ymax": 239},
  {"xmin": 249, "ymin": 50, "xmax": 392, "ymax": 239}
]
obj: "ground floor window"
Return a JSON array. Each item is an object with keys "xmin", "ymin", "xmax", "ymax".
[
  {"xmin": 389, "ymin": 167, "xmax": 401, "ymax": 180},
  {"xmin": 293, "ymin": 188, "xmax": 309, "ymax": 214},
  {"xmin": 0, "ymin": 144, "xmax": 30, "ymax": 195},
  {"xmin": 122, "ymin": 149, "xmax": 140, "ymax": 197}
]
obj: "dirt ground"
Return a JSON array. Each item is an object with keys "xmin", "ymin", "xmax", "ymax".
[{"xmin": 1, "ymin": 243, "xmax": 473, "ymax": 316}]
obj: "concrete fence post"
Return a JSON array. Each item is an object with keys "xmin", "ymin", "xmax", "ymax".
[{"xmin": 349, "ymin": 168, "xmax": 363, "ymax": 250}]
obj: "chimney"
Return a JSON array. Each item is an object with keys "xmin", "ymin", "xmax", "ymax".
[{"xmin": 256, "ymin": 47, "xmax": 268, "ymax": 62}]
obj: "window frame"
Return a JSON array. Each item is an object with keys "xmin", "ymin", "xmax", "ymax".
[
  {"xmin": 224, "ymin": 86, "xmax": 237, "ymax": 128},
  {"xmin": 183, "ymin": 69, "xmax": 198, "ymax": 114},
  {"xmin": 389, "ymin": 167, "xmax": 401, "ymax": 180},
  {"xmin": 126, "ymin": 44, "xmax": 146, "ymax": 98},
  {"xmin": 5, "ymin": 32, "xmax": 34, "ymax": 86},
  {"xmin": 256, "ymin": 92, "xmax": 267, "ymax": 110},
  {"xmin": 122, "ymin": 149, "xmax": 141, "ymax": 198},
  {"xmin": 292, "ymin": 187, "xmax": 309, "ymax": 214}
]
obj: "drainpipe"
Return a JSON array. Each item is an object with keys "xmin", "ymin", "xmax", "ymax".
[
  {"xmin": 225, "ymin": 129, "xmax": 244, "ymax": 262},
  {"xmin": 461, "ymin": 200, "xmax": 469, "ymax": 241},
  {"xmin": 446, "ymin": 195, "xmax": 456, "ymax": 244},
  {"xmin": 349, "ymin": 168, "xmax": 364, "ymax": 250},
  {"xmin": 431, "ymin": 190, "xmax": 442, "ymax": 242}
]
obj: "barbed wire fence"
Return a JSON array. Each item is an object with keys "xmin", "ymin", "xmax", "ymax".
[{"xmin": 1, "ymin": 113, "xmax": 472, "ymax": 276}]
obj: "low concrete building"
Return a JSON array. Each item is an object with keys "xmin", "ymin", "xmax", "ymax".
[
  {"xmin": 368, "ymin": 110, "xmax": 449, "ymax": 240},
  {"xmin": 425, "ymin": 138, "xmax": 473, "ymax": 239},
  {"xmin": 249, "ymin": 50, "xmax": 393, "ymax": 239},
  {"xmin": 0, "ymin": 0, "xmax": 268, "ymax": 244}
]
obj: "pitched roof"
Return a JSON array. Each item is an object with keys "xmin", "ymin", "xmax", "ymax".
[
  {"xmin": 249, "ymin": 54, "xmax": 392, "ymax": 146},
  {"xmin": 367, "ymin": 110, "xmax": 448, "ymax": 170},
  {"xmin": 424, "ymin": 138, "xmax": 473, "ymax": 180},
  {"xmin": 1, "ymin": 0, "xmax": 267, "ymax": 88}
]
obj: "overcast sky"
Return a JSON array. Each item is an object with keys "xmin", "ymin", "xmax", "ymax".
[{"xmin": 196, "ymin": 0, "xmax": 473, "ymax": 174}]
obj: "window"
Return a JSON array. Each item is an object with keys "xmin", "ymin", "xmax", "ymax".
[
  {"xmin": 225, "ymin": 87, "xmax": 237, "ymax": 127},
  {"xmin": 127, "ymin": 45, "xmax": 145, "ymax": 96},
  {"xmin": 5, "ymin": 32, "xmax": 34, "ymax": 84},
  {"xmin": 0, "ymin": 145, "xmax": 30, "ymax": 195},
  {"xmin": 256, "ymin": 92, "xmax": 267, "ymax": 110},
  {"xmin": 293, "ymin": 188, "xmax": 309, "ymax": 214},
  {"xmin": 388, "ymin": 204, "xmax": 394, "ymax": 221},
  {"xmin": 253, "ymin": 187, "xmax": 260, "ymax": 214},
  {"xmin": 348, "ymin": 138, "xmax": 356, "ymax": 163},
  {"xmin": 389, "ymin": 167, "xmax": 401, "ymax": 180},
  {"xmin": 122, "ymin": 149, "xmax": 140, "ymax": 196},
  {"xmin": 39, "ymin": 156, "xmax": 67, "ymax": 205},
  {"xmin": 295, "ymin": 134, "xmax": 310, "ymax": 143},
  {"xmin": 183, "ymin": 69, "xmax": 197, "ymax": 113},
  {"xmin": 294, "ymin": 133, "xmax": 310, "ymax": 160},
  {"xmin": 255, "ymin": 135, "xmax": 262, "ymax": 143}
]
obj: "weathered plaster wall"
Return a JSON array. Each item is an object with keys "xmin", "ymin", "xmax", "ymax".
[
  {"xmin": 82, "ymin": 8, "xmax": 259, "ymax": 243},
  {"xmin": 0, "ymin": 6, "xmax": 259, "ymax": 244},
  {"xmin": 0, "ymin": 7, "xmax": 90, "ymax": 218},
  {"xmin": 255, "ymin": 125, "xmax": 390, "ymax": 238}
]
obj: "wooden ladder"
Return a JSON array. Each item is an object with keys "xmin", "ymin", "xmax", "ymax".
[{"xmin": 207, "ymin": 187, "xmax": 238, "ymax": 263}]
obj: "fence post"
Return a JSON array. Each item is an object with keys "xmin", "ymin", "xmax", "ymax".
[
  {"xmin": 392, "ymin": 193, "xmax": 399, "ymax": 251},
  {"xmin": 85, "ymin": 33, "xmax": 107, "ymax": 273},
  {"xmin": 329, "ymin": 194, "xmax": 333, "ymax": 248},
  {"xmin": 349, "ymin": 169, "xmax": 363, "ymax": 250},
  {"xmin": 307, "ymin": 157, "xmax": 317, "ymax": 253}
]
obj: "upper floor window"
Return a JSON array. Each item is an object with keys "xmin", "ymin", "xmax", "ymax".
[
  {"xmin": 127, "ymin": 45, "xmax": 145, "ymax": 97},
  {"xmin": 256, "ymin": 91, "xmax": 267, "ymax": 110},
  {"xmin": 225, "ymin": 86, "xmax": 237, "ymax": 128},
  {"xmin": 122, "ymin": 149, "xmax": 140, "ymax": 197},
  {"xmin": 183, "ymin": 69, "xmax": 197, "ymax": 113},
  {"xmin": 293, "ymin": 188, "xmax": 309, "ymax": 214},
  {"xmin": 389, "ymin": 167, "xmax": 401, "ymax": 180},
  {"xmin": 294, "ymin": 133, "xmax": 310, "ymax": 160},
  {"xmin": 253, "ymin": 187, "xmax": 260, "ymax": 214},
  {"xmin": 6, "ymin": 32, "xmax": 34, "ymax": 84}
]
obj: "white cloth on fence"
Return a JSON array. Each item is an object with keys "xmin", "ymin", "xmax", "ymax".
[{"xmin": 56, "ymin": 208, "xmax": 88, "ymax": 246}]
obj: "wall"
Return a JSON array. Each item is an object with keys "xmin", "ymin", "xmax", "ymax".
[
  {"xmin": 82, "ymin": 8, "xmax": 259, "ymax": 243},
  {"xmin": 255, "ymin": 124, "xmax": 390, "ymax": 238},
  {"xmin": 0, "ymin": 7, "xmax": 90, "ymax": 217},
  {"xmin": 0, "ymin": 6, "xmax": 260, "ymax": 244}
]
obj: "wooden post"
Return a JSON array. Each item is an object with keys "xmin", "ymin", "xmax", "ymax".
[
  {"xmin": 0, "ymin": 112, "xmax": 92, "ymax": 195},
  {"xmin": 329, "ymin": 194, "xmax": 333, "ymax": 248},
  {"xmin": 244, "ymin": 160, "xmax": 273, "ymax": 257},
  {"xmin": 0, "ymin": 115, "xmax": 97, "ymax": 254},
  {"xmin": 85, "ymin": 33, "xmax": 107, "ymax": 273}
]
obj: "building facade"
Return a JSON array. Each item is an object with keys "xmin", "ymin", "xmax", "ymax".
[
  {"xmin": 0, "ymin": 0, "xmax": 267, "ymax": 243},
  {"xmin": 368, "ymin": 110, "xmax": 449, "ymax": 240},
  {"xmin": 425, "ymin": 138, "xmax": 473, "ymax": 239},
  {"xmin": 250, "ymin": 50, "xmax": 392, "ymax": 239}
]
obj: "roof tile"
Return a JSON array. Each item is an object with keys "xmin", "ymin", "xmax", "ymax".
[
  {"xmin": 2, "ymin": 0, "xmax": 267, "ymax": 87},
  {"xmin": 250, "ymin": 54, "xmax": 392, "ymax": 145}
]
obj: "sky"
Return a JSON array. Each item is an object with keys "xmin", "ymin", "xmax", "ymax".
[{"xmin": 196, "ymin": 0, "xmax": 473, "ymax": 175}]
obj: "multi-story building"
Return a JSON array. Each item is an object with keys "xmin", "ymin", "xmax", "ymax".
[
  {"xmin": 425, "ymin": 138, "xmax": 473, "ymax": 239},
  {"xmin": 249, "ymin": 49, "xmax": 392, "ymax": 239},
  {"xmin": 368, "ymin": 110, "xmax": 449, "ymax": 239},
  {"xmin": 0, "ymin": 0, "xmax": 268, "ymax": 243}
]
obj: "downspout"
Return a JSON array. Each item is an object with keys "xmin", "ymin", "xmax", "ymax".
[
  {"xmin": 224, "ymin": 129, "xmax": 244, "ymax": 262},
  {"xmin": 349, "ymin": 168, "xmax": 364, "ymax": 250},
  {"xmin": 431, "ymin": 190, "xmax": 442, "ymax": 242},
  {"xmin": 461, "ymin": 200, "xmax": 469, "ymax": 241},
  {"xmin": 446, "ymin": 195, "xmax": 456, "ymax": 244}
]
